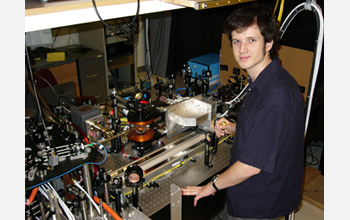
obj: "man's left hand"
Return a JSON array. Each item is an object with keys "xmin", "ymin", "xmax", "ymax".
[{"xmin": 181, "ymin": 183, "xmax": 216, "ymax": 206}]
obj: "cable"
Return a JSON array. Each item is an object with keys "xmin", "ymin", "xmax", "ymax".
[
  {"xmin": 68, "ymin": 122, "xmax": 90, "ymax": 144},
  {"xmin": 45, "ymin": 183, "xmax": 76, "ymax": 220},
  {"xmin": 91, "ymin": 0, "xmax": 140, "ymax": 32},
  {"xmin": 277, "ymin": 0, "xmax": 285, "ymax": 23},
  {"xmin": 219, "ymin": 83, "xmax": 249, "ymax": 118},
  {"xmin": 38, "ymin": 184, "xmax": 76, "ymax": 220},
  {"xmin": 35, "ymin": 74, "xmax": 71, "ymax": 114},
  {"xmin": 209, "ymin": 134, "xmax": 234, "ymax": 165},
  {"xmin": 38, "ymin": 186, "xmax": 49, "ymax": 200},
  {"xmin": 93, "ymin": 196, "xmax": 122, "ymax": 220},
  {"xmin": 25, "ymin": 187, "xmax": 38, "ymax": 206},
  {"xmin": 174, "ymin": 87, "xmax": 192, "ymax": 96},
  {"xmin": 73, "ymin": 178, "xmax": 101, "ymax": 215},
  {"xmin": 305, "ymin": 141, "xmax": 323, "ymax": 166},
  {"xmin": 86, "ymin": 143, "xmax": 108, "ymax": 165},
  {"xmin": 26, "ymin": 46, "xmax": 52, "ymax": 149},
  {"xmin": 145, "ymin": 17, "xmax": 154, "ymax": 87},
  {"xmin": 273, "ymin": 0, "xmax": 280, "ymax": 14},
  {"xmin": 52, "ymin": 27, "xmax": 60, "ymax": 49},
  {"xmin": 279, "ymin": 1, "xmax": 323, "ymax": 136}
]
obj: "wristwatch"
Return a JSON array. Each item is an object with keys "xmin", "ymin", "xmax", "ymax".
[{"xmin": 211, "ymin": 174, "xmax": 220, "ymax": 191}]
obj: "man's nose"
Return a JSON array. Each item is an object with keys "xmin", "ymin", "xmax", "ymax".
[{"xmin": 240, "ymin": 42, "xmax": 248, "ymax": 53}]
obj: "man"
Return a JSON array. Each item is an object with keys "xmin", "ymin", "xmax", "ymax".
[{"xmin": 182, "ymin": 3, "xmax": 305, "ymax": 220}]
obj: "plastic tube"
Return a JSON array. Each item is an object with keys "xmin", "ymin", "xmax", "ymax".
[
  {"xmin": 68, "ymin": 122, "xmax": 89, "ymax": 144},
  {"xmin": 72, "ymin": 179, "xmax": 101, "ymax": 215},
  {"xmin": 25, "ymin": 187, "xmax": 38, "ymax": 205},
  {"xmin": 93, "ymin": 196, "xmax": 122, "ymax": 220},
  {"xmin": 45, "ymin": 183, "xmax": 76, "ymax": 220},
  {"xmin": 280, "ymin": 2, "xmax": 323, "ymax": 136},
  {"xmin": 277, "ymin": 0, "xmax": 285, "ymax": 23}
]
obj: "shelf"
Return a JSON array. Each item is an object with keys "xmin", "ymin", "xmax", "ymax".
[
  {"xmin": 25, "ymin": 0, "xmax": 136, "ymax": 16},
  {"xmin": 25, "ymin": 0, "xmax": 255, "ymax": 32},
  {"xmin": 25, "ymin": 0, "xmax": 185, "ymax": 32}
]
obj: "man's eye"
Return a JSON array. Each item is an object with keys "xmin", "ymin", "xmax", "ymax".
[
  {"xmin": 249, "ymin": 39, "xmax": 256, "ymax": 42},
  {"xmin": 232, "ymin": 40, "xmax": 240, "ymax": 44}
]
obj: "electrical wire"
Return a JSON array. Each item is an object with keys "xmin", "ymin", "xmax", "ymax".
[
  {"xmin": 305, "ymin": 141, "xmax": 323, "ymax": 167},
  {"xmin": 91, "ymin": 0, "xmax": 140, "ymax": 32},
  {"xmin": 45, "ymin": 183, "xmax": 76, "ymax": 220},
  {"xmin": 38, "ymin": 184, "xmax": 76, "ymax": 220},
  {"xmin": 70, "ymin": 122, "xmax": 90, "ymax": 144},
  {"xmin": 93, "ymin": 196, "xmax": 123, "ymax": 220},
  {"xmin": 277, "ymin": 0, "xmax": 285, "ymax": 23},
  {"xmin": 279, "ymin": 1, "xmax": 323, "ymax": 136},
  {"xmin": 72, "ymin": 179, "xmax": 101, "ymax": 216},
  {"xmin": 273, "ymin": 0, "xmax": 280, "ymax": 14},
  {"xmin": 219, "ymin": 83, "xmax": 250, "ymax": 118},
  {"xmin": 25, "ymin": 187, "xmax": 38, "ymax": 206},
  {"xmin": 273, "ymin": 0, "xmax": 285, "ymax": 24},
  {"xmin": 26, "ymin": 46, "xmax": 52, "ymax": 149},
  {"xmin": 51, "ymin": 28, "xmax": 60, "ymax": 49},
  {"xmin": 144, "ymin": 17, "xmax": 156, "ymax": 87},
  {"xmin": 34, "ymin": 74, "xmax": 71, "ymax": 114},
  {"xmin": 38, "ymin": 186, "xmax": 49, "ymax": 200},
  {"xmin": 174, "ymin": 87, "xmax": 192, "ymax": 96}
]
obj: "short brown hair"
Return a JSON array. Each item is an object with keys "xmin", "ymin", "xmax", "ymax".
[{"xmin": 223, "ymin": 3, "xmax": 280, "ymax": 58}]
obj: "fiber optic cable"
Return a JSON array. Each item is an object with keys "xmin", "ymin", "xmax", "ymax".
[{"xmin": 279, "ymin": 1, "xmax": 323, "ymax": 136}]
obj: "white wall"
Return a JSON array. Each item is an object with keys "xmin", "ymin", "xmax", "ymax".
[{"xmin": 52, "ymin": 27, "xmax": 80, "ymax": 48}]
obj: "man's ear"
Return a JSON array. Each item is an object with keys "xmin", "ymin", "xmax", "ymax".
[{"xmin": 265, "ymin": 40, "xmax": 273, "ymax": 52}]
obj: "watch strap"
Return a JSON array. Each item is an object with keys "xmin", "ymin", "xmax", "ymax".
[{"xmin": 211, "ymin": 174, "xmax": 220, "ymax": 191}]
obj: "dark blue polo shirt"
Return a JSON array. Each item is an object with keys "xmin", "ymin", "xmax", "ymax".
[{"xmin": 226, "ymin": 57, "xmax": 305, "ymax": 218}]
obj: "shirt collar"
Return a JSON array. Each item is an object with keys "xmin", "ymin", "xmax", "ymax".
[{"xmin": 248, "ymin": 57, "xmax": 281, "ymax": 91}]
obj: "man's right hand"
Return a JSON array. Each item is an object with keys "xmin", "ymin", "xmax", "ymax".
[{"xmin": 214, "ymin": 118, "xmax": 236, "ymax": 137}]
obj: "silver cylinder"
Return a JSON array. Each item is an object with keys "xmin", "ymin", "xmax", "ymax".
[
  {"xmin": 139, "ymin": 133, "xmax": 205, "ymax": 171},
  {"xmin": 80, "ymin": 194, "xmax": 89, "ymax": 220},
  {"xmin": 39, "ymin": 202, "xmax": 46, "ymax": 220},
  {"xmin": 82, "ymin": 164, "xmax": 96, "ymax": 218},
  {"xmin": 103, "ymin": 174, "xmax": 111, "ymax": 206}
]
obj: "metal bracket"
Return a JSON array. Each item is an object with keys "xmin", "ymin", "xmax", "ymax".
[
  {"xmin": 305, "ymin": 0, "xmax": 316, "ymax": 11},
  {"xmin": 193, "ymin": 0, "xmax": 255, "ymax": 10},
  {"xmin": 170, "ymin": 184, "xmax": 182, "ymax": 220},
  {"xmin": 123, "ymin": 205, "xmax": 151, "ymax": 220}
]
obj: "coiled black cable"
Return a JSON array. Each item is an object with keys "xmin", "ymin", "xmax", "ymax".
[{"xmin": 91, "ymin": 0, "xmax": 140, "ymax": 32}]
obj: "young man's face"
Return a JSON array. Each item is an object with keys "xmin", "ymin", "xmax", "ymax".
[{"xmin": 231, "ymin": 24, "xmax": 273, "ymax": 81}]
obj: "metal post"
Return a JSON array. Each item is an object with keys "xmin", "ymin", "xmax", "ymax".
[
  {"xmin": 170, "ymin": 184, "xmax": 182, "ymax": 220},
  {"xmin": 82, "ymin": 164, "xmax": 96, "ymax": 218}
]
